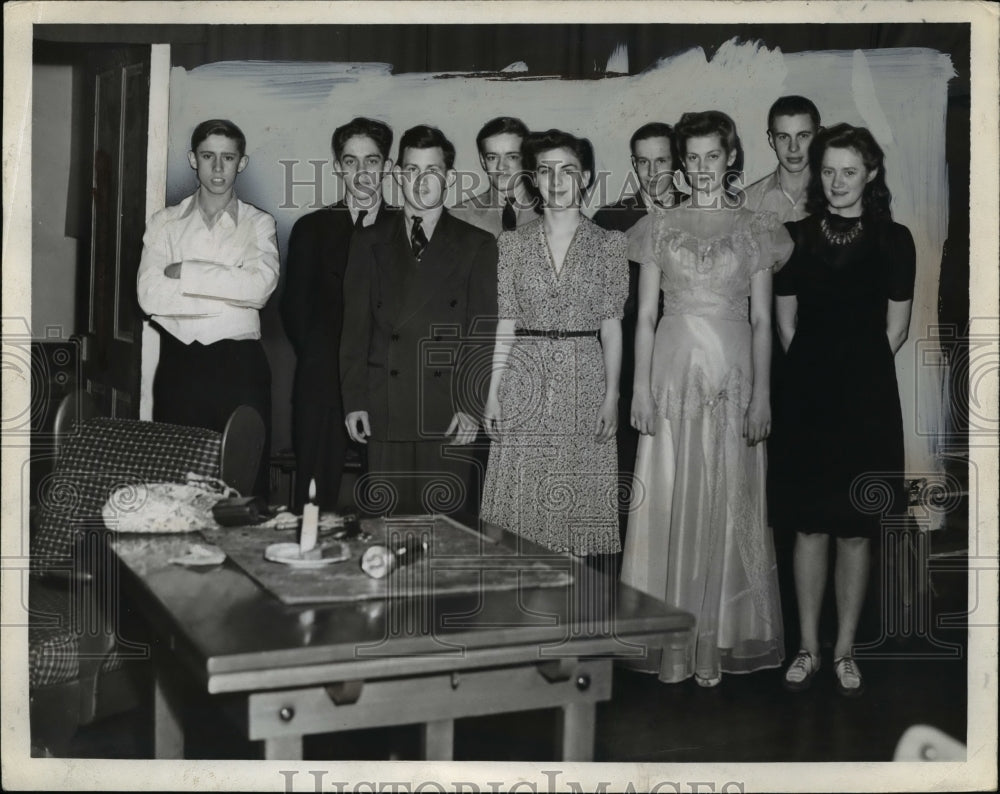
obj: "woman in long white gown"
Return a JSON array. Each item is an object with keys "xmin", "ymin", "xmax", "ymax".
[{"xmin": 622, "ymin": 110, "xmax": 792, "ymax": 686}]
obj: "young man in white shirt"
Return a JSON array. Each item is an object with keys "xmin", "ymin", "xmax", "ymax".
[
  {"xmin": 743, "ymin": 96, "xmax": 822, "ymax": 223},
  {"xmin": 743, "ymin": 97, "xmax": 821, "ymax": 647},
  {"xmin": 137, "ymin": 119, "xmax": 279, "ymax": 495}
]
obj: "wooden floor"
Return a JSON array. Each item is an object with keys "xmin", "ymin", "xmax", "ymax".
[{"xmin": 66, "ymin": 524, "xmax": 969, "ymax": 762}]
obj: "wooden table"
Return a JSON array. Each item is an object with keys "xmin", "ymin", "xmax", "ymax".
[{"xmin": 110, "ymin": 518, "xmax": 693, "ymax": 761}]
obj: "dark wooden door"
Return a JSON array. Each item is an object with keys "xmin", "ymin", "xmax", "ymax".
[{"xmin": 82, "ymin": 46, "xmax": 151, "ymax": 418}]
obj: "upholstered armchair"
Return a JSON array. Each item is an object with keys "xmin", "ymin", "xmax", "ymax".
[{"xmin": 28, "ymin": 395, "xmax": 264, "ymax": 756}]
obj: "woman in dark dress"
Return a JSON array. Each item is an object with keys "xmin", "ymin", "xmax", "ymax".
[{"xmin": 774, "ymin": 124, "xmax": 915, "ymax": 697}]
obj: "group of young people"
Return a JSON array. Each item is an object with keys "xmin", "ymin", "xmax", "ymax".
[{"xmin": 136, "ymin": 95, "xmax": 915, "ymax": 700}]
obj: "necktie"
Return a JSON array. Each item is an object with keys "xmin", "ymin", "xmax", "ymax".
[
  {"xmin": 354, "ymin": 209, "xmax": 368, "ymax": 230},
  {"xmin": 501, "ymin": 197, "xmax": 517, "ymax": 231},
  {"xmin": 410, "ymin": 216, "xmax": 428, "ymax": 260}
]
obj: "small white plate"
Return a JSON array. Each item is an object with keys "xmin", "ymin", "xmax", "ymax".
[{"xmin": 264, "ymin": 541, "xmax": 350, "ymax": 568}]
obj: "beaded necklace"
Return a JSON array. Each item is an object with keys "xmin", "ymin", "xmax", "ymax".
[{"xmin": 820, "ymin": 215, "xmax": 863, "ymax": 246}]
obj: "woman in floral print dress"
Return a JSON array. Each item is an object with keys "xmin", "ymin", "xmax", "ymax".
[{"xmin": 481, "ymin": 129, "xmax": 628, "ymax": 560}]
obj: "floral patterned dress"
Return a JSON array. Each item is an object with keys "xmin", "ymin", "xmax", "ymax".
[
  {"xmin": 481, "ymin": 217, "xmax": 628, "ymax": 555},
  {"xmin": 621, "ymin": 206, "xmax": 792, "ymax": 683}
]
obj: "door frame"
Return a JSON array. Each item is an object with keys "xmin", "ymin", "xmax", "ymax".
[{"xmin": 140, "ymin": 43, "xmax": 171, "ymax": 420}]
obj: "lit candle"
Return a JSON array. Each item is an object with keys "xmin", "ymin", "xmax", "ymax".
[{"xmin": 300, "ymin": 478, "xmax": 319, "ymax": 555}]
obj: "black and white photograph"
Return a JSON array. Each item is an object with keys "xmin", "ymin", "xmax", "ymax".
[{"xmin": 2, "ymin": 1, "xmax": 997, "ymax": 791}]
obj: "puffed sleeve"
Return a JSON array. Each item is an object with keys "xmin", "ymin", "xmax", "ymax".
[
  {"xmin": 496, "ymin": 230, "xmax": 520, "ymax": 322},
  {"xmin": 886, "ymin": 222, "xmax": 916, "ymax": 301},
  {"xmin": 749, "ymin": 209, "xmax": 793, "ymax": 275},
  {"xmin": 773, "ymin": 220, "xmax": 804, "ymax": 297},
  {"xmin": 626, "ymin": 213, "xmax": 658, "ymax": 269},
  {"xmin": 601, "ymin": 230, "xmax": 629, "ymax": 320}
]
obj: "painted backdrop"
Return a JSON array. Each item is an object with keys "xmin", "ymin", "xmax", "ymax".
[{"xmin": 162, "ymin": 39, "xmax": 954, "ymax": 484}]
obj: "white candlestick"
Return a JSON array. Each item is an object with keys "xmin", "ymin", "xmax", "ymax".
[{"xmin": 300, "ymin": 478, "xmax": 319, "ymax": 554}]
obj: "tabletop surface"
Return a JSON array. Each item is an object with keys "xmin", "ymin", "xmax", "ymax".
[{"xmin": 110, "ymin": 515, "xmax": 694, "ymax": 691}]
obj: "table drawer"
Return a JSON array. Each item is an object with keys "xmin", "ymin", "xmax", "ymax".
[{"xmin": 241, "ymin": 659, "xmax": 611, "ymax": 740}]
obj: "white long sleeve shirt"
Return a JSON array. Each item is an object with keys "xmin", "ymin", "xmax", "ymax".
[{"xmin": 136, "ymin": 192, "xmax": 280, "ymax": 344}]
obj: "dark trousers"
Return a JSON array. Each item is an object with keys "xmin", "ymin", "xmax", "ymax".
[
  {"xmin": 152, "ymin": 327, "xmax": 271, "ymax": 497},
  {"xmin": 291, "ymin": 401, "xmax": 350, "ymax": 511},
  {"xmin": 766, "ymin": 327, "xmax": 798, "ymax": 653},
  {"xmin": 465, "ymin": 431, "xmax": 491, "ymax": 517},
  {"xmin": 617, "ymin": 313, "xmax": 640, "ymax": 552},
  {"xmin": 362, "ymin": 439, "xmax": 475, "ymax": 517}
]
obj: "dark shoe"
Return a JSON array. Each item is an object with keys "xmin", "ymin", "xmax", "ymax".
[
  {"xmin": 783, "ymin": 649, "xmax": 821, "ymax": 692},
  {"xmin": 834, "ymin": 656, "xmax": 865, "ymax": 697}
]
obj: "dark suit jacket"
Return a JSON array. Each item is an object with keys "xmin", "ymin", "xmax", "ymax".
[
  {"xmin": 280, "ymin": 201, "xmax": 399, "ymax": 408},
  {"xmin": 592, "ymin": 195, "xmax": 648, "ymax": 322},
  {"xmin": 340, "ymin": 210, "xmax": 498, "ymax": 442}
]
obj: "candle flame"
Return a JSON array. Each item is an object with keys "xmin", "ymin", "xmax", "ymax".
[{"xmin": 308, "ymin": 478, "xmax": 317, "ymax": 502}]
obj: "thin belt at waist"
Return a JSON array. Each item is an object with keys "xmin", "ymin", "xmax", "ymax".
[{"xmin": 515, "ymin": 328, "xmax": 599, "ymax": 340}]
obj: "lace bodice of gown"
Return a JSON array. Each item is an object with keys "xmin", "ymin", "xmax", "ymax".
[{"xmin": 628, "ymin": 206, "xmax": 793, "ymax": 320}]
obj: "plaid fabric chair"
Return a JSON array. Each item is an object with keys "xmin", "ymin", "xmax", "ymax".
[{"xmin": 29, "ymin": 412, "xmax": 260, "ymax": 755}]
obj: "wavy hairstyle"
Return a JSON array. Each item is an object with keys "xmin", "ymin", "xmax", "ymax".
[
  {"xmin": 332, "ymin": 117, "xmax": 393, "ymax": 161},
  {"xmin": 673, "ymin": 110, "xmax": 744, "ymax": 200},
  {"xmin": 806, "ymin": 123, "xmax": 892, "ymax": 220},
  {"xmin": 522, "ymin": 129, "xmax": 596, "ymax": 198}
]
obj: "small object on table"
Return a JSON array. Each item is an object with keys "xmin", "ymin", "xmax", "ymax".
[
  {"xmin": 360, "ymin": 535, "xmax": 429, "ymax": 579},
  {"xmin": 272, "ymin": 511, "xmax": 299, "ymax": 529},
  {"xmin": 168, "ymin": 542, "xmax": 227, "ymax": 567},
  {"xmin": 264, "ymin": 541, "xmax": 350, "ymax": 569},
  {"xmin": 300, "ymin": 478, "xmax": 319, "ymax": 554},
  {"xmin": 212, "ymin": 495, "xmax": 274, "ymax": 526}
]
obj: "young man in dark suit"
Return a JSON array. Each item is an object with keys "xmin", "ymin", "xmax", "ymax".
[
  {"xmin": 281, "ymin": 117, "xmax": 397, "ymax": 510},
  {"xmin": 593, "ymin": 122, "xmax": 678, "ymax": 549},
  {"xmin": 341, "ymin": 125, "xmax": 498, "ymax": 516}
]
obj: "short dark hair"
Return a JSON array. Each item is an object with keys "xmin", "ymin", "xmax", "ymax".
[
  {"xmin": 673, "ymin": 110, "xmax": 744, "ymax": 198},
  {"xmin": 475, "ymin": 117, "xmax": 529, "ymax": 155},
  {"xmin": 522, "ymin": 129, "xmax": 595, "ymax": 189},
  {"xmin": 630, "ymin": 122, "xmax": 679, "ymax": 173},
  {"xmin": 767, "ymin": 95, "xmax": 821, "ymax": 132},
  {"xmin": 806, "ymin": 123, "xmax": 892, "ymax": 220},
  {"xmin": 630, "ymin": 122, "xmax": 675, "ymax": 154},
  {"xmin": 398, "ymin": 125, "xmax": 456, "ymax": 170},
  {"xmin": 190, "ymin": 119, "xmax": 246, "ymax": 156},
  {"xmin": 331, "ymin": 117, "xmax": 393, "ymax": 161}
]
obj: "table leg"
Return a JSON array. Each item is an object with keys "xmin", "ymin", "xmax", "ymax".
[
  {"xmin": 153, "ymin": 665, "xmax": 184, "ymax": 759},
  {"xmin": 264, "ymin": 736, "xmax": 303, "ymax": 760},
  {"xmin": 557, "ymin": 701, "xmax": 595, "ymax": 761},
  {"xmin": 421, "ymin": 719, "xmax": 455, "ymax": 760}
]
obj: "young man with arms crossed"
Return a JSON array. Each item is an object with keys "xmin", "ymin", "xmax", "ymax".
[{"xmin": 137, "ymin": 119, "xmax": 278, "ymax": 497}]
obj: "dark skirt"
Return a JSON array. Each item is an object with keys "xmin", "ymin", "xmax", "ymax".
[{"xmin": 771, "ymin": 327, "xmax": 906, "ymax": 539}]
